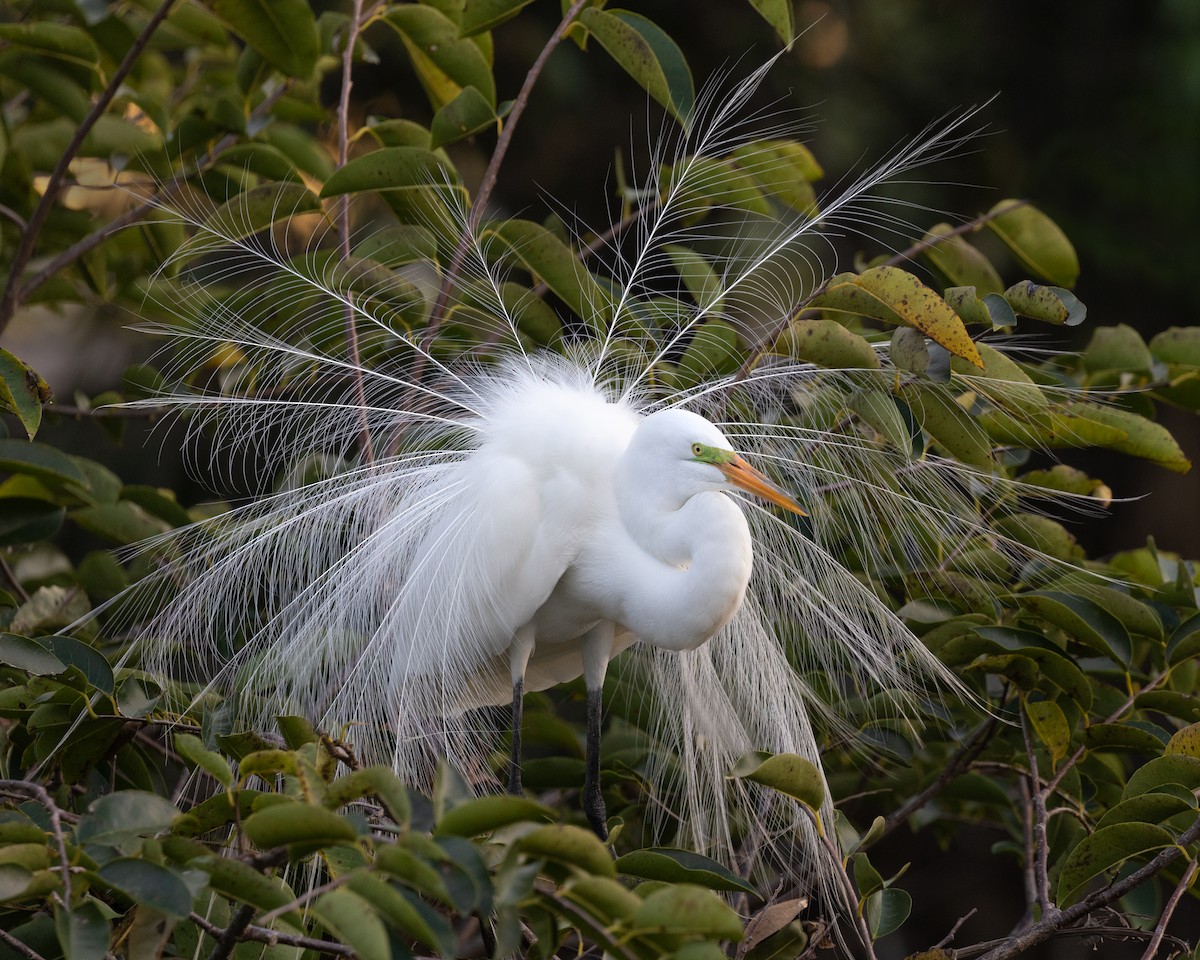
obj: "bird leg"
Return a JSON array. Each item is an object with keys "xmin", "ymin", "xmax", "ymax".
[
  {"xmin": 583, "ymin": 686, "xmax": 607, "ymax": 839},
  {"xmin": 581, "ymin": 622, "xmax": 615, "ymax": 840},
  {"xmin": 508, "ymin": 625, "xmax": 535, "ymax": 795}
]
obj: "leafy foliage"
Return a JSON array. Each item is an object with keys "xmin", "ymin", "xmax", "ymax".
[{"xmin": 0, "ymin": 2, "xmax": 1198, "ymax": 959}]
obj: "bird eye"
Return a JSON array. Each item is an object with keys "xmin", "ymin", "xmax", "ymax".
[{"xmin": 691, "ymin": 443, "xmax": 704, "ymax": 457}]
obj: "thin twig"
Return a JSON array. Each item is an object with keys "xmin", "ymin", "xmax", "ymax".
[
  {"xmin": 880, "ymin": 201, "xmax": 1030, "ymax": 269},
  {"xmin": 205, "ymin": 903, "xmax": 256, "ymax": 960},
  {"xmin": 1020, "ymin": 710, "xmax": 1054, "ymax": 918},
  {"xmin": 955, "ymin": 925, "xmax": 1192, "ymax": 960},
  {"xmin": 977, "ymin": 813, "xmax": 1200, "ymax": 960},
  {"xmin": 876, "ymin": 716, "xmax": 998, "ymax": 841},
  {"xmin": 0, "ymin": 554, "xmax": 30, "ymax": 603},
  {"xmin": 0, "ymin": 780, "xmax": 72, "ymax": 905},
  {"xmin": 805, "ymin": 809, "xmax": 879, "ymax": 960},
  {"xmin": 16, "ymin": 85, "xmax": 287, "ymax": 308},
  {"xmin": 1044, "ymin": 670, "xmax": 1169, "ymax": 796},
  {"xmin": 933, "ymin": 908, "xmax": 978, "ymax": 950},
  {"xmin": 0, "ymin": 0, "xmax": 178, "ymax": 336},
  {"xmin": 0, "ymin": 928, "xmax": 48, "ymax": 960},
  {"xmin": 335, "ymin": 0, "xmax": 375, "ymax": 464},
  {"xmin": 190, "ymin": 912, "xmax": 353, "ymax": 957},
  {"xmin": 1137, "ymin": 858, "xmax": 1198, "ymax": 960},
  {"xmin": 257, "ymin": 872, "xmax": 352, "ymax": 926},
  {"xmin": 425, "ymin": 0, "xmax": 591, "ymax": 337}
]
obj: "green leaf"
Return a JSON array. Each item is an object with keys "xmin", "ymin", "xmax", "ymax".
[
  {"xmin": 614, "ymin": 848, "xmax": 758, "ymax": 896},
  {"xmin": 97, "ymin": 860, "xmax": 192, "ymax": 920},
  {"xmin": 665, "ymin": 245, "xmax": 723, "ymax": 313},
  {"xmin": 631, "ymin": 884, "xmax": 743, "ymax": 940},
  {"xmin": 671, "ymin": 320, "xmax": 741, "ymax": 388},
  {"xmin": 1166, "ymin": 612, "xmax": 1200, "ymax": 665},
  {"xmin": 313, "ymin": 889, "xmax": 390, "ymax": 960},
  {"xmin": 943, "ymin": 286, "xmax": 1017, "ymax": 329},
  {"xmin": 204, "ymin": 0, "xmax": 319, "ymax": 78},
  {"xmin": 55, "ymin": 901, "xmax": 109, "ymax": 960},
  {"xmin": 979, "ymin": 407, "xmax": 1127, "ymax": 451},
  {"xmin": 381, "ymin": 5, "xmax": 496, "ymax": 109},
  {"xmin": 44, "ymin": 635, "xmax": 113, "ymax": 694},
  {"xmin": 77, "ymin": 792, "xmax": 178, "ymax": 845},
  {"xmin": 950, "ymin": 342, "xmax": 1048, "ymax": 413},
  {"xmin": 897, "ymin": 382, "xmax": 994, "ymax": 468},
  {"xmin": 516, "ymin": 824, "xmax": 614, "ymax": 877},
  {"xmin": 320, "ymin": 146, "xmax": 455, "ymax": 197},
  {"xmin": 0, "ymin": 23, "xmax": 98, "ymax": 69},
  {"xmin": 174, "ymin": 733, "xmax": 235, "ymax": 788},
  {"xmin": 1061, "ymin": 401, "xmax": 1191, "ymax": 473},
  {"xmin": 345, "ymin": 873, "xmax": 453, "ymax": 954},
  {"xmin": 921, "ymin": 224, "xmax": 1003, "ymax": 294},
  {"xmin": 1084, "ymin": 324, "xmax": 1154, "ymax": 374},
  {"xmin": 864, "ymin": 887, "xmax": 911, "ymax": 939},
  {"xmin": 1057, "ymin": 823, "xmax": 1174, "ymax": 906},
  {"xmin": 0, "ymin": 349, "xmax": 50, "ymax": 439},
  {"xmin": 430, "ymin": 85, "xmax": 498, "ymax": 148},
  {"xmin": 1018, "ymin": 592, "xmax": 1132, "ymax": 664},
  {"xmin": 1082, "ymin": 723, "xmax": 1165, "ymax": 754},
  {"xmin": 848, "ymin": 384, "xmax": 912, "ymax": 453},
  {"xmin": 322, "ymin": 766, "xmax": 411, "ymax": 826},
  {"xmin": 461, "ymin": 0, "xmax": 537, "ymax": 36},
  {"xmin": 1124, "ymin": 755, "xmax": 1200, "ymax": 799},
  {"xmin": 0, "ymin": 634, "xmax": 66, "ymax": 675},
  {"xmin": 193, "ymin": 854, "xmax": 301, "ymax": 924},
  {"xmin": 1165, "ymin": 722, "xmax": 1200, "ymax": 758},
  {"xmin": 1150, "ymin": 327, "xmax": 1200, "ymax": 366},
  {"xmin": 986, "ymin": 200, "xmax": 1079, "ymax": 287},
  {"xmin": 730, "ymin": 140, "xmax": 822, "ymax": 213},
  {"xmin": 1025, "ymin": 699, "xmax": 1070, "ymax": 763},
  {"xmin": 774, "ymin": 318, "xmax": 880, "ymax": 369},
  {"xmin": 484, "ymin": 219, "xmax": 612, "ymax": 330},
  {"xmin": 746, "ymin": 0, "xmax": 795, "ymax": 42},
  {"xmin": 1096, "ymin": 793, "xmax": 1197, "ymax": 831},
  {"xmin": 1003, "ymin": 280, "xmax": 1086, "ymax": 326},
  {"xmin": 71, "ymin": 501, "xmax": 170, "ymax": 545},
  {"xmin": 0, "ymin": 439, "xmax": 89, "ymax": 487},
  {"xmin": 435, "ymin": 794, "xmax": 553, "ymax": 836},
  {"xmin": 819, "ymin": 267, "xmax": 983, "ymax": 368},
  {"xmin": 199, "ymin": 182, "xmax": 322, "ymax": 246},
  {"xmin": 0, "ymin": 864, "xmax": 34, "ymax": 902},
  {"xmin": 579, "ymin": 9, "xmax": 694, "ymax": 124},
  {"xmin": 733, "ymin": 752, "xmax": 825, "ymax": 810}
]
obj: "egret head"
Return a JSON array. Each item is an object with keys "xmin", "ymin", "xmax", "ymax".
[{"xmin": 633, "ymin": 409, "xmax": 806, "ymax": 516}]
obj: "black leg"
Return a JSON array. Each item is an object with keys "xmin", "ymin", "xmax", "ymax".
[
  {"xmin": 508, "ymin": 677, "xmax": 523, "ymax": 794},
  {"xmin": 582, "ymin": 686, "xmax": 607, "ymax": 840}
]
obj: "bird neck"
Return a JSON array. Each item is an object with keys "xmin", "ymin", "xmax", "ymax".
[{"xmin": 614, "ymin": 479, "xmax": 753, "ymax": 652}]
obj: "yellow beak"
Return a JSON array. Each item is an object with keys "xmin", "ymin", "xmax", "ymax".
[{"xmin": 719, "ymin": 455, "xmax": 807, "ymax": 516}]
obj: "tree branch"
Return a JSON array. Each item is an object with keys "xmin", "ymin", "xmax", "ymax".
[
  {"xmin": 1020, "ymin": 710, "xmax": 1054, "ymax": 918},
  {"xmin": 190, "ymin": 912, "xmax": 354, "ymax": 958},
  {"xmin": 976, "ymin": 813, "xmax": 1200, "ymax": 960},
  {"xmin": 880, "ymin": 201, "xmax": 1030, "ymax": 269},
  {"xmin": 0, "ymin": 0, "xmax": 177, "ymax": 337},
  {"xmin": 1137, "ymin": 858, "xmax": 1197, "ymax": 960},
  {"xmin": 425, "ymin": 0, "xmax": 591, "ymax": 337},
  {"xmin": 0, "ymin": 929, "xmax": 48, "ymax": 960},
  {"xmin": 876, "ymin": 716, "xmax": 998, "ymax": 842},
  {"xmin": 0, "ymin": 780, "xmax": 73, "ymax": 905}
]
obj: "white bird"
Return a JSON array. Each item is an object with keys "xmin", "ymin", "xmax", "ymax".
[
  {"xmin": 411, "ymin": 376, "xmax": 806, "ymax": 835},
  {"xmin": 118, "ymin": 69, "xmax": 1045, "ymax": 895}
]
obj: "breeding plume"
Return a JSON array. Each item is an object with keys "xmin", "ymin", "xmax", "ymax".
[{"xmin": 124, "ymin": 66, "xmax": 1048, "ymax": 890}]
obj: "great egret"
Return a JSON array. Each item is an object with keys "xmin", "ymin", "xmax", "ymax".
[
  {"xmin": 121, "ymin": 67, "xmax": 1057, "ymax": 895},
  {"xmin": 424, "ymin": 389, "xmax": 806, "ymax": 835}
]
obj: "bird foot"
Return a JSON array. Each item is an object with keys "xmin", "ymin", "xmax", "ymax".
[{"xmin": 583, "ymin": 780, "xmax": 608, "ymax": 840}]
